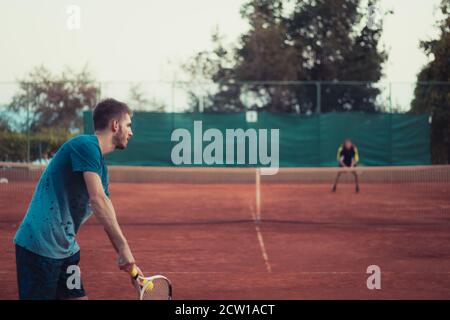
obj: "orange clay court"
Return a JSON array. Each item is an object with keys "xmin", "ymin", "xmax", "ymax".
[{"xmin": 0, "ymin": 164, "xmax": 450, "ymax": 299}]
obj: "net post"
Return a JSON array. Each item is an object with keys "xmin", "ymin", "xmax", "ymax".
[{"xmin": 255, "ymin": 167, "xmax": 261, "ymax": 223}]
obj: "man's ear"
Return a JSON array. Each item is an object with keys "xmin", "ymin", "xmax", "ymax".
[{"xmin": 111, "ymin": 119, "xmax": 119, "ymax": 133}]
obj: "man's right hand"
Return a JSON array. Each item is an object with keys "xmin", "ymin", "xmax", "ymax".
[
  {"xmin": 119, "ymin": 263, "xmax": 145, "ymax": 289},
  {"xmin": 119, "ymin": 262, "xmax": 142, "ymax": 276}
]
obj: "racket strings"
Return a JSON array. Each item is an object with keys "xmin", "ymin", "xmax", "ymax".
[{"xmin": 141, "ymin": 278, "xmax": 171, "ymax": 300}]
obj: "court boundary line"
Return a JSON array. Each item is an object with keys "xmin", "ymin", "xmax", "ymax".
[
  {"xmin": 250, "ymin": 197, "xmax": 272, "ymax": 273},
  {"xmin": 254, "ymin": 224, "xmax": 272, "ymax": 273},
  {"xmin": 5, "ymin": 271, "xmax": 444, "ymax": 275}
]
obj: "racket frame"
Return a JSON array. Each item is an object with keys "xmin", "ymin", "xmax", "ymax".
[{"xmin": 135, "ymin": 274, "xmax": 173, "ymax": 300}]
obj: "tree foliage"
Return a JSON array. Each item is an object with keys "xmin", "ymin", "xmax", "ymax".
[
  {"xmin": 184, "ymin": 0, "xmax": 388, "ymax": 113},
  {"xmin": 411, "ymin": 0, "xmax": 450, "ymax": 164},
  {"xmin": 0, "ymin": 127, "xmax": 73, "ymax": 162},
  {"xmin": 2, "ymin": 65, "xmax": 99, "ymax": 162},
  {"xmin": 128, "ymin": 83, "xmax": 168, "ymax": 112},
  {"xmin": 9, "ymin": 65, "xmax": 99, "ymax": 132}
]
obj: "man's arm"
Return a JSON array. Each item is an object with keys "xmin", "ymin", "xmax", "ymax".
[
  {"xmin": 83, "ymin": 171, "xmax": 135, "ymax": 269},
  {"xmin": 336, "ymin": 146, "xmax": 345, "ymax": 167},
  {"xmin": 352, "ymin": 147, "xmax": 360, "ymax": 167}
]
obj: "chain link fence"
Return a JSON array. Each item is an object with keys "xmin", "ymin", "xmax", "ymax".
[{"xmin": 0, "ymin": 81, "xmax": 447, "ymax": 163}]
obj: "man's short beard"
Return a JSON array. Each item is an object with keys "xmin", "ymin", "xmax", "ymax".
[
  {"xmin": 115, "ymin": 143, "xmax": 126, "ymax": 150},
  {"xmin": 113, "ymin": 131, "xmax": 126, "ymax": 150}
]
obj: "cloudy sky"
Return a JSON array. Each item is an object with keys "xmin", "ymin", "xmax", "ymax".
[{"xmin": 0, "ymin": 0, "xmax": 444, "ymax": 109}]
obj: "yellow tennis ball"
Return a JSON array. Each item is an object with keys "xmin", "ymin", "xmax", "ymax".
[{"xmin": 143, "ymin": 279, "xmax": 154, "ymax": 291}]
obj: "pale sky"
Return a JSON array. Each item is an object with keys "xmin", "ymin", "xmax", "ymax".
[{"xmin": 0, "ymin": 0, "xmax": 444, "ymax": 110}]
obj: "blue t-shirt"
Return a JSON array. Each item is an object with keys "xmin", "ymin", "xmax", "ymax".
[{"xmin": 14, "ymin": 135, "xmax": 109, "ymax": 259}]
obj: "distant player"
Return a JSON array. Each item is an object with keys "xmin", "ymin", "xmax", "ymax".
[
  {"xmin": 14, "ymin": 98, "xmax": 143, "ymax": 299},
  {"xmin": 331, "ymin": 139, "xmax": 360, "ymax": 193}
]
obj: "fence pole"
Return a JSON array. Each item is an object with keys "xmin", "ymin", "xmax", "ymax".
[
  {"xmin": 199, "ymin": 92, "xmax": 204, "ymax": 113},
  {"xmin": 171, "ymin": 81, "xmax": 175, "ymax": 113},
  {"xmin": 26, "ymin": 101, "xmax": 30, "ymax": 163},
  {"xmin": 315, "ymin": 82, "xmax": 321, "ymax": 114},
  {"xmin": 316, "ymin": 82, "xmax": 321, "ymax": 166},
  {"xmin": 389, "ymin": 82, "xmax": 393, "ymax": 113},
  {"xmin": 389, "ymin": 82, "xmax": 393, "ymax": 165}
]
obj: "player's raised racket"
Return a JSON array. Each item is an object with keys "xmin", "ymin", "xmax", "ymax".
[{"xmin": 130, "ymin": 266, "xmax": 172, "ymax": 300}]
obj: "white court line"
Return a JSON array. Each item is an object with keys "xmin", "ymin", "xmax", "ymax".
[
  {"xmin": 156, "ymin": 271, "xmax": 450, "ymax": 275},
  {"xmin": 249, "ymin": 200, "xmax": 272, "ymax": 273},
  {"xmin": 254, "ymin": 224, "xmax": 272, "ymax": 273},
  {"xmin": 3, "ymin": 271, "xmax": 447, "ymax": 275}
]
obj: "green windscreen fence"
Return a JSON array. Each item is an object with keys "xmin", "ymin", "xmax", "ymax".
[{"xmin": 83, "ymin": 111, "xmax": 431, "ymax": 167}]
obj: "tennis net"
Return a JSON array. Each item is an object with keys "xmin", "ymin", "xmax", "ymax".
[
  {"xmin": 258, "ymin": 166, "xmax": 450, "ymax": 225},
  {"xmin": 1, "ymin": 162, "xmax": 449, "ymax": 225}
]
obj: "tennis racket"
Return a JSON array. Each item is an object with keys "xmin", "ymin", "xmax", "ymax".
[{"xmin": 130, "ymin": 266, "xmax": 172, "ymax": 300}]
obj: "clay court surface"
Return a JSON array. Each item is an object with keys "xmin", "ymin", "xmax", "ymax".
[{"xmin": 1, "ymin": 166, "xmax": 450, "ymax": 299}]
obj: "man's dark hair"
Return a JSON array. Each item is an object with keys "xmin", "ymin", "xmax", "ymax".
[{"xmin": 93, "ymin": 98, "xmax": 132, "ymax": 131}]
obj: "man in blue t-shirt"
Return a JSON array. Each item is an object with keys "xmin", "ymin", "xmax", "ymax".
[{"xmin": 14, "ymin": 98, "xmax": 141, "ymax": 299}]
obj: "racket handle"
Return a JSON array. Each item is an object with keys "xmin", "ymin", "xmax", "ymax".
[
  {"xmin": 130, "ymin": 265, "xmax": 151, "ymax": 290},
  {"xmin": 130, "ymin": 265, "xmax": 139, "ymax": 279},
  {"xmin": 130, "ymin": 266, "xmax": 151, "ymax": 289}
]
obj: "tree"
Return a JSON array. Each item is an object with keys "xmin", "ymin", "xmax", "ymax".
[
  {"xmin": 185, "ymin": 0, "xmax": 297, "ymax": 112},
  {"xmin": 182, "ymin": 30, "xmax": 244, "ymax": 112},
  {"xmin": 184, "ymin": 0, "xmax": 388, "ymax": 113},
  {"xmin": 235, "ymin": 0, "xmax": 299, "ymax": 112},
  {"xmin": 9, "ymin": 65, "xmax": 100, "ymax": 133},
  {"xmin": 0, "ymin": 114, "xmax": 12, "ymax": 132},
  {"xmin": 411, "ymin": 0, "xmax": 450, "ymax": 164},
  {"xmin": 128, "ymin": 83, "xmax": 168, "ymax": 112},
  {"xmin": 284, "ymin": 0, "xmax": 387, "ymax": 112},
  {"xmin": 129, "ymin": 83, "xmax": 150, "ymax": 110}
]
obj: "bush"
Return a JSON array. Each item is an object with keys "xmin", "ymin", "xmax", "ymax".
[{"xmin": 0, "ymin": 127, "xmax": 75, "ymax": 162}]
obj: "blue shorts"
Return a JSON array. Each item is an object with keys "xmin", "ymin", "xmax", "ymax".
[{"xmin": 15, "ymin": 245, "xmax": 86, "ymax": 300}]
